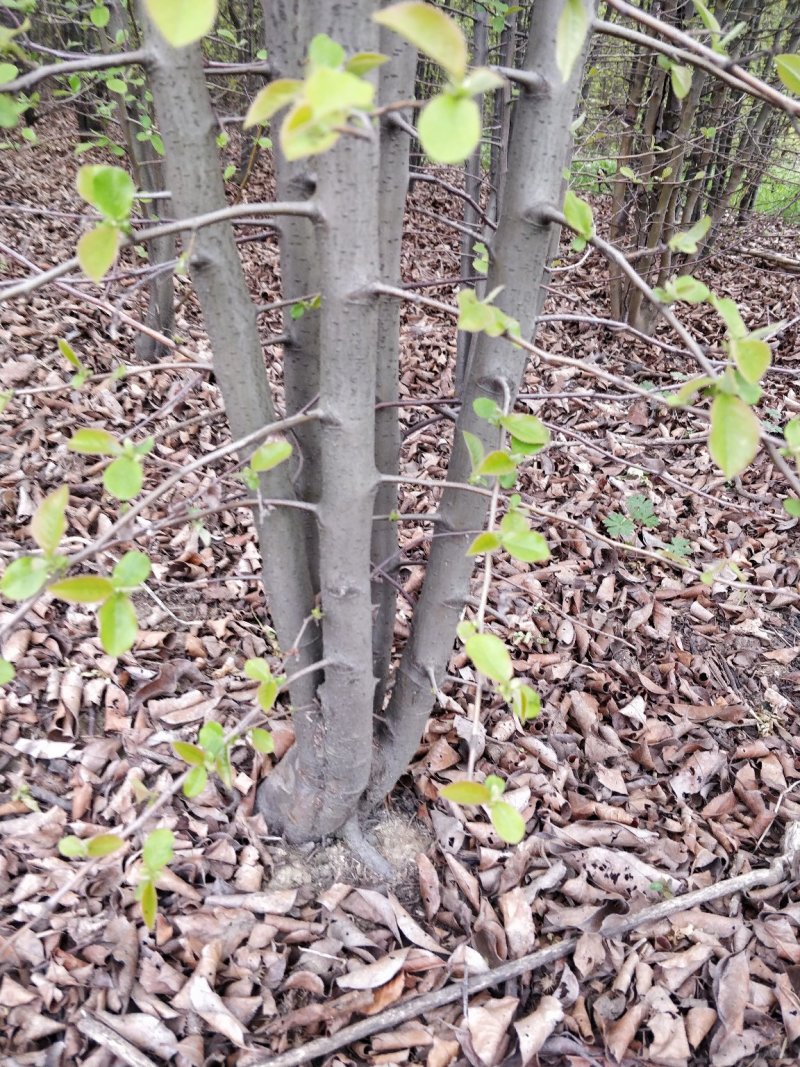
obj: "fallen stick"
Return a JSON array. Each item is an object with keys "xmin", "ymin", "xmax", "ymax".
[{"xmin": 249, "ymin": 839, "xmax": 797, "ymax": 1067}]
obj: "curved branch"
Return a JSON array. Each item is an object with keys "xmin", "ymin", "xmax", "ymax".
[{"xmin": 2, "ymin": 49, "xmax": 150, "ymax": 95}]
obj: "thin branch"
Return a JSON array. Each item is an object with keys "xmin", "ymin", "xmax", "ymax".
[
  {"xmin": 2, "ymin": 49, "xmax": 149, "ymax": 95},
  {"xmin": 0, "ymin": 201, "xmax": 321, "ymax": 304}
]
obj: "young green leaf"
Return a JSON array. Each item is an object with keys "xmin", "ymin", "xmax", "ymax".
[
  {"xmin": 250, "ymin": 440, "xmax": 292, "ymax": 473},
  {"xmin": 345, "ymin": 52, "xmax": 389, "ymax": 77},
  {"xmin": 710, "ymin": 294, "xmax": 747, "ymax": 339},
  {"xmin": 112, "ymin": 550, "xmax": 151, "ymax": 589},
  {"xmin": 58, "ymin": 337, "xmax": 82, "ymax": 369},
  {"xmin": 256, "ymin": 678, "xmax": 279, "ymax": 712},
  {"xmin": 304, "ymin": 67, "xmax": 374, "ymax": 119},
  {"xmin": 501, "ymin": 528, "xmax": 550, "ymax": 563},
  {"xmin": 90, "ymin": 5, "xmax": 110, "ymax": 28},
  {"xmin": 709, "ymin": 392, "xmax": 760, "ymax": 477},
  {"xmin": 785, "ymin": 417, "xmax": 800, "ymax": 452},
  {"xmin": 477, "ymin": 450, "xmax": 518, "ymax": 477},
  {"xmin": 463, "ymin": 430, "xmax": 485, "ymax": 476},
  {"xmin": 729, "ymin": 336, "xmax": 770, "ymax": 384},
  {"xmin": 1, "ymin": 556, "xmax": 51, "ymax": 601},
  {"xmin": 484, "ymin": 774, "xmax": 506, "ymax": 801},
  {"xmin": 79, "ymin": 164, "xmax": 135, "ymax": 222},
  {"xmin": 473, "ymin": 396, "xmax": 501, "ymax": 422},
  {"xmin": 603, "ymin": 513, "xmax": 635, "ymax": 541},
  {"xmin": 783, "ymin": 498, "xmax": 800, "ymax": 517},
  {"xmin": 198, "ymin": 720, "xmax": 226, "ymax": 758},
  {"xmin": 250, "ymin": 728, "xmax": 274, "ymax": 754},
  {"xmin": 183, "ymin": 765, "xmax": 208, "ymax": 797},
  {"xmin": 467, "ymin": 531, "xmax": 503, "ymax": 556},
  {"xmin": 374, "ymin": 1, "xmax": 468, "ymax": 83},
  {"xmin": 462, "ymin": 67, "xmax": 504, "ymax": 97},
  {"xmin": 245, "ymin": 657, "xmax": 274, "ymax": 684},
  {"xmin": 775, "ymin": 54, "xmax": 800, "ymax": 95},
  {"xmin": 465, "ymin": 632, "xmax": 513, "ymax": 683},
  {"xmin": 244, "ymin": 79, "xmax": 302, "ymax": 128},
  {"xmin": 439, "ymin": 780, "xmax": 491, "ymax": 805},
  {"xmin": 556, "ymin": 0, "xmax": 589, "ymax": 82},
  {"xmin": 563, "ymin": 189, "xmax": 593, "ymax": 239},
  {"xmin": 173, "ymin": 741, "xmax": 205, "ymax": 766},
  {"xmin": 49, "ymin": 575, "xmax": 115, "ymax": 603},
  {"xmin": 280, "ymin": 100, "xmax": 339, "ymax": 161},
  {"xmin": 668, "ymin": 215, "xmax": 710, "ymax": 253},
  {"xmin": 143, "ymin": 0, "xmax": 218, "ymax": 48},
  {"xmin": 418, "ymin": 93, "xmax": 480, "ymax": 165},
  {"xmin": 104, "ymin": 455, "xmax": 143, "ymax": 501},
  {"xmin": 499, "ymin": 413, "xmax": 550, "ymax": 449},
  {"xmin": 78, "ymin": 222, "xmax": 119, "ymax": 284},
  {"xmin": 98, "ymin": 592, "xmax": 138, "ymax": 656},
  {"xmin": 139, "ymin": 878, "xmax": 158, "ymax": 929},
  {"xmin": 86, "ymin": 833, "xmax": 124, "ymax": 858},
  {"xmin": 58, "ymin": 835, "xmax": 89, "ymax": 859},
  {"xmin": 670, "ymin": 275, "xmax": 710, "ymax": 303},
  {"xmin": 0, "ymin": 658, "xmax": 15, "ymax": 685},
  {"xmin": 489, "ymin": 800, "xmax": 525, "ymax": 844},
  {"xmin": 142, "ymin": 827, "xmax": 174, "ymax": 873},
  {"xmin": 511, "ymin": 683, "xmax": 541, "ymax": 722},
  {"xmin": 670, "ymin": 63, "xmax": 692, "ymax": 99},
  {"xmin": 31, "ymin": 484, "xmax": 68, "ymax": 556},
  {"xmin": 69, "ymin": 428, "xmax": 121, "ymax": 455},
  {"xmin": 307, "ymin": 33, "xmax": 345, "ymax": 70}
]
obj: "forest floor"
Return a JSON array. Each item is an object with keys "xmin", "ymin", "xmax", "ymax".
[{"xmin": 1, "ymin": 116, "xmax": 800, "ymax": 1067}]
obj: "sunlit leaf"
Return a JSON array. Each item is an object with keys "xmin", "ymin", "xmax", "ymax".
[
  {"xmin": 345, "ymin": 52, "xmax": 389, "ymax": 77},
  {"xmin": 173, "ymin": 741, "xmax": 205, "ymax": 766},
  {"xmin": 244, "ymin": 78, "xmax": 302, "ymax": 128},
  {"xmin": 563, "ymin": 189, "xmax": 593, "ymax": 239},
  {"xmin": 57, "ymin": 337, "xmax": 81, "ymax": 369},
  {"xmin": 112, "ymin": 550, "xmax": 151, "ymax": 589},
  {"xmin": 139, "ymin": 879, "xmax": 157, "ymax": 928},
  {"xmin": 304, "ymin": 66, "xmax": 374, "ymax": 120},
  {"xmin": 439, "ymin": 780, "xmax": 491, "ymax": 805},
  {"xmin": 58, "ymin": 835, "xmax": 88, "ymax": 858},
  {"xmin": 307, "ymin": 33, "xmax": 345, "ymax": 70},
  {"xmin": 0, "ymin": 556, "xmax": 50, "ymax": 601},
  {"xmin": 280, "ymin": 100, "xmax": 339, "ymax": 161},
  {"xmin": 142, "ymin": 827, "xmax": 174, "ymax": 873},
  {"xmin": 489, "ymin": 800, "xmax": 525, "ymax": 844},
  {"xmin": 476, "ymin": 450, "xmax": 518, "ymax": 477},
  {"xmin": 467, "ymin": 531, "xmax": 502, "ymax": 556},
  {"xmin": 76, "ymin": 164, "xmax": 135, "ymax": 222},
  {"xmin": 465, "ymin": 632, "xmax": 513, "ymax": 683},
  {"xmin": 670, "ymin": 274, "xmax": 710, "ymax": 303},
  {"xmin": 512, "ymin": 683, "xmax": 541, "ymax": 722},
  {"xmin": 31, "ymin": 484, "xmax": 68, "ymax": 556},
  {"xmin": 730, "ymin": 336, "xmax": 771, "ymax": 384},
  {"xmin": 501, "ymin": 528, "xmax": 550, "ymax": 563},
  {"xmin": 418, "ymin": 92, "xmax": 480, "ymax": 164},
  {"xmin": 250, "ymin": 728, "xmax": 274, "ymax": 754},
  {"xmin": 709, "ymin": 392, "xmax": 760, "ymax": 477},
  {"xmin": 463, "ymin": 430, "xmax": 485, "ymax": 475},
  {"xmin": 775, "ymin": 54, "xmax": 800, "ymax": 95},
  {"xmin": 77, "ymin": 222, "xmax": 119, "ymax": 284},
  {"xmin": 199, "ymin": 720, "xmax": 226, "ymax": 759},
  {"xmin": 183, "ymin": 765, "xmax": 208, "ymax": 797},
  {"xmin": 98, "ymin": 592, "xmax": 138, "ymax": 656},
  {"xmin": 104, "ymin": 455, "xmax": 143, "ymax": 501},
  {"xmin": 90, "ymin": 5, "xmax": 110, "ymax": 28},
  {"xmin": 251, "ymin": 440, "xmax": 292, "ymax": 473},
  {"xmin": 556, "ymin": 0, "xmax": 589, "ymax": 82},
  {"xmin": 86, "ymin": 833, "xmax": 124, "ymax": 857},
  {"xmin": 668, "ymin": 215, "xmax": 710, "ymax": 253},
  {"xmin": 257, "ymin": 678, "xmax": 279, "ymax": 712},
  {"xmin": 49, "ymin": 575, "xmax": 114, "ymax": 603},
  {"xmin": 69, "ymin": 428, "xmax": 120, "ymax": 455},
  {"xmin": 143, "ymin": 0, "xmax": 218, "ymax": 47},
  {"xmin": 670, "ymin": 63, "xmax": 692, "ymax": 99},
  {"xmin": 499, "ymin": 413, "xmax": 549, "ymax": 449},
  {"xmin": 374, "ymin": 1, "xmax": 467, "ymax": 82},
  {"xmin": 0, "ymin": 658, "xmax": 15, "ymax": 685},
  {"xmin": 784, "ymin": 498, "xmax": 800, "ymax": 517}
]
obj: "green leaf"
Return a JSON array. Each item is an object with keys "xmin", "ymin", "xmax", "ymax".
[
  {"xmin": 668, "ymin": 215, "xmax": 710, "ymax": 253},
  {"xmin": 670, "ymin": 63, "xmax": 692, "ymax": 99},
  {"xmin": 69, "ymin": 428, "xmax": 120, "ymax": 455},
  {"xmin": 86, "ymin": 833, "xmax": 124, "ymax": 857},
  {"xmin": 142, "ymin": 827, "xmax": 174, "ymax": 873},
  {"xmin": 417, "ymin": 93, "xmax": 480, "ymax": 165},
  {"xmin": 58, "ymin": 835, "xmax": 88, "ymax": 859},
  {"xmin": 556, "ymin": 0, "xmax": 589, "ymax": 82},
  {"xmin": 461, "ymin": 67, "xmax": 504, "ymax": 96},
  {"xmin": 90, "ymin": 6, "xmax": 110, "ymax": 28},
  {"xmin": 139, "ymin": 879, "xmax": 157, "ymax": 929},
  {"xmin": 710, "ymin": 295, "xmax": 747, "ymax": 340},
  {"xmin": 280, "ymin": 100, "xmax": 339, "ymax": 161},
  {"xmin": 374, "ymin": 1, "xmax": 468, "ymax": 83},
  {"xmin": 1, "ymin": 556, "xmax": 50, "ymax": 601},
  {"xmin": 709, "ymin": 393, "xmax": 760, "ymax": 477},
  {"xmin": 243, "ymin": 657, "xmax": 272, "ymax": 684},
  {"xmin": 467, "ymin": 531, "xmax": 502, "ymax": 556},
  {"xmin": 0, "ymin": 63, "xmax": 19, "ymax": 84},
  {"xmin": 112, "ymin": 550, "xmax": 151, "ymax": 589},
  {"xmin": 98, "ymin": 592, "xmax": 138, "ymax": 656},
  {"xmin": 484, "ymin": 774, "xmax": 506, "ymax": 801},
  {"xmin": 244, "ymin": 78, "xmax": 302, "ymax": 128},
  {"xmin": 31, "ymin": 484, "xmax": 68, "ymax": 556},
  {"xmin": 183, "ymin": 765, "xmax": 208, "ymax": 797},
  {"xmin": 670, "ymin": 274, "xmax": 710, "ymax": 303},
  {"xmin": 76, "ymin": 164, "xmax": 135, "ymax": 222},
  {"xmin": 477, "ymin": 450, "xmax": 518, "ymax": 477},
  {"xmin": 104, "ymin": 455, "xmax": 143, "ymax": 501},
  {"xmin": 603, "ymin": 513, "xmax": 635, "ymax": 541},
  {"xmin": 473, "ymin": 397, "xmax": 501, "ymax": 422},
  {"xmin": 463, "ymin": 430, "xmax": 485, "ymax": 475},
  {"xmin": 250, "ymin": 440, "xmax": 292, "ymax": 473},
  {"xmin": 257, "ymin": 678, "xmax": 279, "ymax": 712},
  {"xmin": 775, "ymin": 54, "xmax": 800, "ymax": 95},
  {"xmin": 666, "ymin": 375, "xmax": 715, "ymax": 407},
  {"xmin": 0, "ymin": 658, "xmax": 15, "ymax": 685},
  {"xmin": 304, "ymin": 67, "xmax": 374, "ymax": 120},
  {"xmin": 692, "ymin": 0, "xmax": 721, "ymax": 34},
  {"xmin": 214, "ymin": 748, "xmax": 233, "ymax": 789},
  {"xmin": 143, "ymin": 0, "xmax": 218, "ymax": 47},
  {"xmin": 250, "ymin": 728, "xmax": 274, "ymax": 754},
  {"xmin": 489, "ymin": 801, "xmax": 525, "ymax": 844},
  {"xmin": 730, "ymin": 336, "xmax": 771, "ymax": 384},
  {"xmin": 499, "ymin": 413, "xmax": 549, "ymax": 449},
  {"xmin": 50, "ymin": 575, "xmax": 114, "ymax": 603},
  {"xmin": 107, "ymin": 77, "xmax": 127, "ymax": 95},
  {"xmin": 344, "ymin": 52, "xmax": 389, "ymax": 77},
  {"xmin": 563, "ymin": 189, "xmax": 593, "ymax": 239},
  {"xmin": 666, "ymin": 536, "xmax": 692, "ymax": 559},
  {"xmin": 439, "ymin": 780, "xmax": 491, "ymax": 805},
  {"xmin": 501, "ymin": 528, "xmax": 550, "ymax": 563},
  {"xmin": 57, "ymin": 338, "xmax": 82, "ymax": 369},
  {"xmin": 173, "ymin": 741, "xmax": 205, "ymax": 766},
  {"xmin": 307, "ymin": 33, "xmax": 345, "ymax": 70},
  {"xmin": 785, "ymin": 417, "xmax": 800, "ymax": 451},
  {"xmin": 626, "ymin": 494, "xmax": 658, "ymax": 526},
  {"xmin": 457, "ymin": 289, "xmax": 517, "ymax": 337},
  {"xmin": 511, "ymin": 683, "xmax": 541, "ymax": 722},
  {"xmin": 198, "ymin": 720, "xmax": 226, "ymax": 758},
  {"xmin": 783, "ymin": 498, "xmax": 800, "ymax": 517},
  {"xmin": 77, "ymin": 222, "xmax": 119, "ymax": 284},
  {"xmin": 465, "ymin": 632, "xmax": 513, "ymax": 683}
]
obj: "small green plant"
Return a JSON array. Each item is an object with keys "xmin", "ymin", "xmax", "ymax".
[
  {"xmin": 603, "ymin": 493, "xmax": 660, "ymax": 541},
  {"xmin": 68, "ymin": 428, "xmax": 154, "ymax": 501},
  {"xmin": 134, "ymin": 828, "xmax": 175, "ymax": 929},
  {"xmin": 242, "ymin": 439, "xmax": 293, "ymax": 491},
  {"xmin": 440, "ymin": 774, "xmax": 525, "ymax": 844}
]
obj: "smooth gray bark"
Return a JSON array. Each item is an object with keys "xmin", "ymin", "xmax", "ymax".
[
  {"xmin": 136, "ymin": 4, "xmax": 321, "ymax": 730},
  {"xmin": 259, "ymin": 0, "xmax": 383, "ymax": 840},
  {"xmin": 365, "ymin": 0, "xmax": 595, "ymax": 808},
  {"xmin": 372, "ymin": 19, "xmax": 415, "ymax": 713}
]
